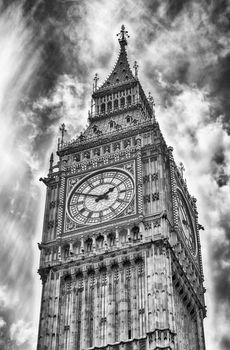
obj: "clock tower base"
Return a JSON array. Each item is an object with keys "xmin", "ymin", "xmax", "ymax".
[{"xmin": 37, "ymin": 238, "xmax": 204, "ymax": 350}]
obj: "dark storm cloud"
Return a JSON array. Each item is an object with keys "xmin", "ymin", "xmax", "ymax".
[
  {"xmin": 212, "ymin": 213, "xmax": 230, "ymax": 303},
  {"xmin": 221, "ymin": 336, "xmax": 230, "ymax": 350},
  {"xmin": 209, "ymin": 53, "xmax": 230, "ymax": 133},
  {"xmin": 0, "ymin": 0, "xmax": 230, "ymax": 349},
  {"xmin": 145, "ymin": 0, "xmax": 190, "ymax": 21},
  {"xmin": 211, "ymin": 146, "xmax": 230, "ymax": 187}
]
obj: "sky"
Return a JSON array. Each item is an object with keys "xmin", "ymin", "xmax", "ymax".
[{"xmin": 0, "ymin": 0, "xmax": 229, "ymax": 349}]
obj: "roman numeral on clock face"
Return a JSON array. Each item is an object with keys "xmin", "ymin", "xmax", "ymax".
[{"xmin": 79, "ymin": 208, "xmax": 86, "ymax": 214}]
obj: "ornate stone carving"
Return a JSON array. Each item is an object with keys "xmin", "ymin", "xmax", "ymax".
[
  {"xmin": 65, "ymin": 215, "xmax": 78, "ymax": 231},
  {"xmin": 123, "ymin": 162, "xmax": 134, "ymax": 175},
  {"xmin": 143, "ymin": 195, "xmax": 150, "ymax": 203},
  {"xmin": 144, "ymin": 222, "xmax": 152, "ymax": 230},
  {"xmin": 47, "ymin": 220, "xmax": 54, "ymax": 229},
  {"xmin": 143, "ymin": 175, "xmax": 149, "ymax": 183},
  {"xmin": 152, "ymin": 192, "xmax": 159, "ymax": 201},
  {"xmin": 49, "ymin": 201, "xmax": 56, "ymax": 209},
  {"xmin": 151, "ymin": 172, "xmax": 158, "ymax": 181},
  {"xmin": 153, "ymin": 219, "xmax": 160, "ymax": 227}
]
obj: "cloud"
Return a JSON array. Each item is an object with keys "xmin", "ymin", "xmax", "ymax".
[
  {"xmin": 1, "ymin": 1, "xmax": 230, "ymax": 350},
  {"xmin": 10, "ymin": 320, "xmax": 36, "ymax": 347},
  {"xmin": 0, "ymin": 317, "xmax": 6, "ymax": 328}
]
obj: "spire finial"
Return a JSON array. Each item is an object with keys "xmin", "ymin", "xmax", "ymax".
[
  {"xmin": 179, "ymin": 162, "xmax": 185, "ymax": 178},
  {"xmin": 148, "ymin": 92, "xmax": 155, "ymax": 109},
  {"xmin": 117, "ymin": 24, "xmax": 130, "ymax": 47},
  {"xmin": 93, "ymin": 73, "xmax": 99, "ymax": 91},
  {"xmin": 59, "ymin": 123, "xmax": 67, "ymax": 146},
  {"xmin": 133, "ymin": 61, "xmax": 139, "ymax": 78},
  {"xmin": 49, "ymin": 153, "xmax": 54, "ymax": 173}
]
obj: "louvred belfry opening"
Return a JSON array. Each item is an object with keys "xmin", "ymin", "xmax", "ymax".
[{"xmin": 89, "ymin": 25, "xmax": 153, "ymax": 122}]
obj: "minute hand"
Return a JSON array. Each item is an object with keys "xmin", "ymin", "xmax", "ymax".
[{"xmin": 74, "ymin": 192, "xmax": 101, "ymax": 198}]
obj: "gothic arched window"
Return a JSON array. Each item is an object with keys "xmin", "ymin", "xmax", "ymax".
[
  {"xmin": 109, "ymin": 120, "xmax": 115, "ymax": 129},
  {"xmin": 127, "ymin": 95, "xmax": 131, "ymax": 106},
  {"xmin": 96, "ymin": 235, "xmax": 104, "ymax": 249},
  {"xmin": 114, "ymin": 99, "xmax": 118, "ymax": 109},
  {"xmin": 108, "ymin": 232, "xmax": 115, "ymax": 247},
  {"xmin": 107, "ymin": 101, "xmax": 112, "ymax": 112},
  {"xmin": 120, "ymin": 97, "xmax": 125, "ymax": 108},
  {"xmin": 63, "ymin": 245, "xmax": 70, "ymax": 259},
  {"xmin": 85, "ymin": 238, "xmax": 93, "ymax": 252},
  {"xmin": 101, "ymin": 103, "xmax": 105, "ymax": 113},
  {"xmin": 132, "ymin": 226, "xmax": 140, "ymax": 241}
]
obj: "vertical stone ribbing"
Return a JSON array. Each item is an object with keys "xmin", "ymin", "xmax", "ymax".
[
  {"xmin": 56, "ymin": 172, "xmax": 66, "ymax": 238},
  {"xmin": 197, "ymin": 309, "xmax": 206, "ymax": 350},
  {"xmin": 81, "ymin": 272, "xmax": 88, "ymax": 350},
  {"xmin": 114, "ymin": 267, "xmax": 119, "ymax": 342},
  {"xmin": 119, "ymin": 267, "xmax": 127, "ymax": 340},
  {"xmin": 192, "ymin": 197, "xmax": 204, "ymax": 279},
  {"xmin": 131, "ymin": 262, "xmax": 138, "ymax": 339},
  {"xmin": 167, "ymin": 146, "xmax": 178, "ymax": 228},
  {"xmin": 107, "ymin": 268, "xmax": 113, "ymax": 344},
  {"xmin": 136, "ymin": 135, "xmax": 143, "ymax": 215},
  {"xmin": 94, "ymin": 272, "xmax": 100, "ymax": 346}
]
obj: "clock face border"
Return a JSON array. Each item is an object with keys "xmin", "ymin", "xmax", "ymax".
[
  {"xmin": 66, "ymin": 168, "xmax": 135, "ymax": 226},
  {"xmin": 177, "ymin": 189, "xmax": 197, "ymax": 257}
]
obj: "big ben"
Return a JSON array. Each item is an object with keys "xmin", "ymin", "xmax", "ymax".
[{"xmin": 37, "ymin": 25, "xmax": 206, "ymax": 350}]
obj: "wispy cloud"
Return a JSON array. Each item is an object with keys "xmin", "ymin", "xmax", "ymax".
[{"xmin": 1, "ymin": 1, "xmax": 230, "ymax": 349}]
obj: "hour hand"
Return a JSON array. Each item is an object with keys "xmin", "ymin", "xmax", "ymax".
[
  {"xmin": 95, "ymin": 187, "xmax": 115, "ymax": 203},
  {"xmin": 103, "ymin": 186, "xmax": 115, "ymax": 196}
]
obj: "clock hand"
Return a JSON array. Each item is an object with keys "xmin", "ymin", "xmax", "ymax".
[
  {"xmin": 95, "ymin": 187, "xmax": 116, "ymax": 202},
  {"xmin": 74, "ymin": 192, "xmax": 101, "ymax": 198},
  {"xmin": 103, "ymin": 186, "xmax": 115, "ymax": 196}
]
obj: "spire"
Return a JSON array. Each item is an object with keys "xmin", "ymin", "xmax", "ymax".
[{"xmin": 94, "ymin": 25, "xmax": 136, "ymax": 93}]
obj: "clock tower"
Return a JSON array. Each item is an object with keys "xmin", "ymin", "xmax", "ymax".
[{"xmin": 37, "ymin": 25, "xmax": 206, "ymax": 350}]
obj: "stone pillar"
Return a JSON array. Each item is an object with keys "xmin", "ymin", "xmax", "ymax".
[
  {"xmin": 131, "ymin": 262, "xmax": 139, "ymax": 338},
  {"xmin": 127, "ymin": 227, "xmax": 131, "ymax": 242},
  {"xmin": 58, "ymin": 245, "xmax": 62, "ymax": 261},
  {"xmin": 80, "ymin": 273, "xmax": 87, "ymax": 350},
  {"xmin": 107, "ymin": 267, "xmax": 114, "ymax": 344},
  {"xmin": 119, "ymin": 266, "xmax": 127, "ymax": 341},
  {"xmin": 94, "ymin": 272, "xmax": 101, "ymax": 346},
  {"xmin": 80, "ymin": 236, "xmax": 84, "ymax": 253},
  {"xmin": 115, "ymin": 228, "xmax": 119, "ymax": 248},
  {"xmin": 197, "ymin": 309, "xmax": 206, "ymax": 350},
  {"xmin": 92, "ymin": 234, "xmax": 96, "ymax": 254}
]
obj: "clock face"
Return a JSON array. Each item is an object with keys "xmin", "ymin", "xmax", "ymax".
[
  {"xmin": 67, "ymin": 169, "xmax": 134, "ymax": 225},
  {"xmin": 177, "ymin": 190, "xmax": 196, "ymax": 255}
]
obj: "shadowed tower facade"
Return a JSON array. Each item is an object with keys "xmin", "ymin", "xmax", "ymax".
[{"xmin": 37, "ymin": 25, "xmax": 206, "ymax": 350}]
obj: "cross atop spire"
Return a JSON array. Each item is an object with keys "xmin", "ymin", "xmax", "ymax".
[{"xmin": 117, "ymin": 24, "xmax": 130, "ymax": 47}]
